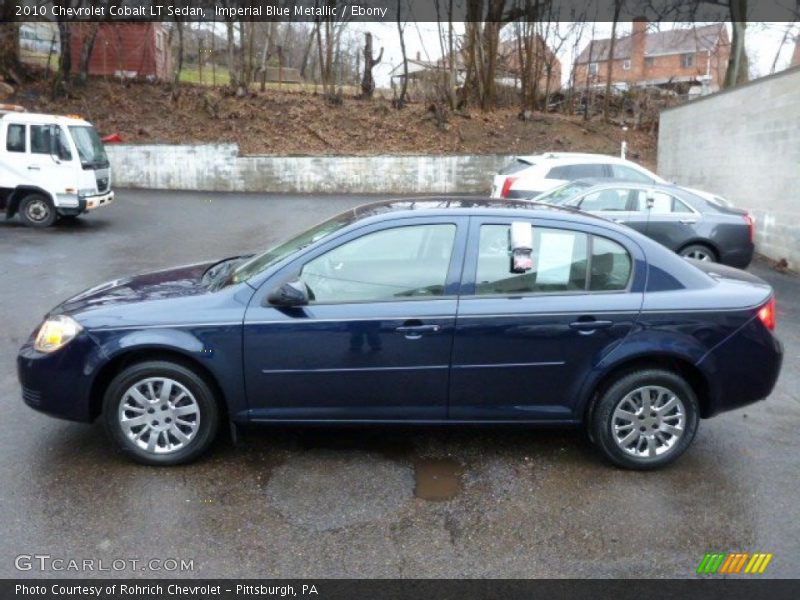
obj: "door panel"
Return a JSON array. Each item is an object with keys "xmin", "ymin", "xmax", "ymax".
[
  {"xmin": 243, "ymin": 218, "xmax": 467, "ymax": 421},
  {"xmin": 450, "ymin": 218, "xmax": 644, "ymax": 421},
  {"xmin": 243, "ymin": 301, "xmax": 457, "ymax": 420}
]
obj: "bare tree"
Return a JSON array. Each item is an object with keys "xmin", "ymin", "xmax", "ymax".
[
  {"xmin": 724, "ymin": 0, "xmax": 749, "ymax": 87},
  {"xmin": 603, "ymin": 0, "xmax": 623, "ymax": 121},
  {"xmin": 360, "ymin": 32, "xmax": 383, "ymax": 98},
  {"xmin": 395, "ymin": 0, "xmax": 409, "ymax": 108}
]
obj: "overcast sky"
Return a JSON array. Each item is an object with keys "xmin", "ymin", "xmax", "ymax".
[{"xmin": 360, "ymin": 21, "xmax": 800, "ymax": 88}]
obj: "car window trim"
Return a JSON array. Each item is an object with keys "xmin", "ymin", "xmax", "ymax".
[
  {"xmin": 460, "ymin": 217, "xmax": 636, "ymax": 297},
  {"xmin": 251, "ymin": 216, "xmax": 470, "ymax": 308}
]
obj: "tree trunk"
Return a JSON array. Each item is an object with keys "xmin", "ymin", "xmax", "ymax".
[
  {"xmin": 724, "ymin": 0, "xmax": 749, "ymax": 88},
  {"xmin": 603, "ymin": 1, "xmax": 621, "ymax": 122},
  {"xmin": 77, "ymin": 23, "xmax": 99, "ymax": 85},
  {"xmin": 360, "ymin": 32, "xmax": 383, "ymax": 98},
  {"xmin": 395, "ymin": 0, "xmax": 408, "ymax": 108},
  {"xmin": 171, "ymin": 20, "xmax": 184, "ymax": 100}
]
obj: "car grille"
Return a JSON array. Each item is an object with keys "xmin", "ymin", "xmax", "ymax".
[
  {"xmin": 22, "ymin": 386, "xmax": 42, "ymax": 407},
  {"xmin": 96, "ymin": 176, "xmax": 109, "ymax": 193}
]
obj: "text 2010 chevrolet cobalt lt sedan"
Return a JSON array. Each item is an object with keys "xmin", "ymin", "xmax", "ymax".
[{"xmin": 18, "ymin": 200, "xmax": 783, "ymax": 469}]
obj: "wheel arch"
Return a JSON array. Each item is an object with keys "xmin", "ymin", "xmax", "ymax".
[
  {"xmin": 6, "ymin": 186, "xmax": 54, "ymax": 218},
  {"xmin": 88, "ymin": 346, "xmax": 229, "ymax": 423},
  {"xmin": 677, "ymin": 239, "xmax": 720, "ymax": 261},
  {"xmin": 582, "ymin": 353, "xmax": 714, "ymax": 428}
]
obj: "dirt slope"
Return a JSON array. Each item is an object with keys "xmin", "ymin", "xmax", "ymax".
[{"xmin": 13, "ymin": 78, "xmax": 657, "ymax": 168}]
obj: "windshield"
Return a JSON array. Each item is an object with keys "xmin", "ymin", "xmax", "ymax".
[
  {"xmin": 536, "ymin": 181, "xmax": 592, "ymax": 205},
  {"xmin": 68, "ymin": 126, "xmax": 109, "ymax": 168},
  {"xmin": 228, "ymin": 212, "xmax": 357, "ymax": 284}
]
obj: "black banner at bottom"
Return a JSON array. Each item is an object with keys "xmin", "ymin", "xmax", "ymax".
[{"xmin": 3, "ymin": 579, "xmax": 800, "ymax": 600}]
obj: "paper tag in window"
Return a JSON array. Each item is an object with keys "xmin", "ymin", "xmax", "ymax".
[{"xmin": 537, "ymin": 231, "xmax": 575, "ymax": 284}]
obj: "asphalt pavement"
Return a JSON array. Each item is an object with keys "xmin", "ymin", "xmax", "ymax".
[{"xmin": 0, "ymin": 189, "xmax": 798, "ymax": 578}]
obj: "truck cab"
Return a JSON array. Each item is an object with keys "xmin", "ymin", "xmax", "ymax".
[{"xmin": 0, "ymin": 105, "xmax": 114, "ymax": 227}]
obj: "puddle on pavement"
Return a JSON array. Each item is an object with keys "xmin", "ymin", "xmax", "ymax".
[{"xmin": 414, "ymin": 457, "xmax": 463, "ymax": 501}]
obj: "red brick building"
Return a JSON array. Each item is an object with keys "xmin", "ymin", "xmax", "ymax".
[
  {"xmin": 497, "ymin": 35, "xmax": 562, "ymax": 93},
  {"xmin": 573, "ymin": 21, "xmax": 730, "ymax": 92},
  {"xmin": 69, "ymin": 23, "xmax": 172, "ymax": 81}
]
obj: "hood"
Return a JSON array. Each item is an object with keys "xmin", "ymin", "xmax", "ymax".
[{"xmin": 54, "ymin": 261, "xmax": 217, "ymax": 316}]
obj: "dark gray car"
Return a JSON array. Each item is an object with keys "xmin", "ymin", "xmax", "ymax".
[{"xmin": 536, "ymin": 180, "xmax": 755, "ymax": 268}]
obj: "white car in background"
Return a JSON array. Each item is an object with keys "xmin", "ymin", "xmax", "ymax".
[{"xmin": 491, "ymin": 152, "xmax": 666, "ymax": 199}]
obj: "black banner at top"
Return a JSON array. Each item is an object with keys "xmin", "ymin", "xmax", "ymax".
[{"xmin": 4, "ymin": 0, "xmax": 800, "ymax": 22}]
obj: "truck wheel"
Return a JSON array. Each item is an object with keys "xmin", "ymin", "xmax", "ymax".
[{"xmin": 19, "ymin": 193, "xmax": 57, "ymax": 228}]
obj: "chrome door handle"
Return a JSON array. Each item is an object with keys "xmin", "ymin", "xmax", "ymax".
[
  {"xmin": 569, "ymin": 320, "xmax": 613, "ymax": 333},
  {"xmin": 395, "ymin": 324, "xmax": 440, "ymax": 339},
  {"xmin": 27, "ymin": 165, "xmax": 40, "ymax": 170},
  {"xmin": 679, "ymin": 219, "xmax": 698, "ymax": 224}
]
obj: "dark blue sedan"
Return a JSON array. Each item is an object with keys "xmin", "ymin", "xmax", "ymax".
[{"xmin": 18, "ymin": 200, "xmax": 783, "ymax": 469}]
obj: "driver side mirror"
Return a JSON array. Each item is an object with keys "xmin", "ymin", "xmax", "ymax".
[{"xmin": 266, "ymin": 279, "xmax": 310, "ymax": 307}]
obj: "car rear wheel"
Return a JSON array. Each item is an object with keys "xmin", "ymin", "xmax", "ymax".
[
  {"xmin": 590, "ymin": 369, "xmax": 699, "ymax": 470},
  {"xmin": 103, "ymin": 361, "xmax": 219, "ymax": 466},
  {"xmin": 679, "ymin": 244, "xmax": 717, "ymax": 262},
  {"xmin": 19, "ymin": 193, "xmax": 57, "ymax": 228}
]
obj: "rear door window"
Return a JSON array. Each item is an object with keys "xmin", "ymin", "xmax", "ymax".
[
  {"xmin": 475, "ymin": 224, "xmax": 631, "ymax": 295},
  {"xmin": 611, "ymin": 164, "xmax": 655, "ymax": 183},
  {"xmin": 577, "ymin": 188, "xmax": 634, "ymax": 211},
  {"xmin": 649, "ymin": 192, "xmax": 694, "ymax": 214},
  {"xmin": 499, "ymin": 159, "xmax": 533, "ymax": 175}
]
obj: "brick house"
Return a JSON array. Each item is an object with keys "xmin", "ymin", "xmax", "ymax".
[
  {"xmin": 573, "ymin": 21, "xmax": 730, "ymax": 93},
  {"xmin": 69, "ymin": 23, "xmax": 172, "ymax": 80},
  {"xmin": 496, "ymin": 35, "xmax": 562, "ymax": 93}
]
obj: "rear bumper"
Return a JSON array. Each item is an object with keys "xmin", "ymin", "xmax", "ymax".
[
  {"xmin": 698, "ymin": 318, "xmax": 783, "ymax": 417},
  {"xmin": 719, "ymin": 242, "xmax": 755, "ymax": 269}
]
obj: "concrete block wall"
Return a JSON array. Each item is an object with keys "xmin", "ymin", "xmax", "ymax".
[
  {"xmin": 658, "ymin": 66, "xmax": 800, "ymax": 267},
  {"xmin": 105, "ymin": 144, "xmax": 512, "ymax": 195}
]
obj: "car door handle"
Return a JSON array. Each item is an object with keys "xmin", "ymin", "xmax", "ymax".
[
  {"xmin": 569, "ymin": 319, "xmax": 614, "ymax": 332},
  {"xmin": 679, "ymin": 219, "xmax": 698, "ymax": 224},
  {"xmin": 27, "ymin": 165, "xmax": 40, "ymax": 170},
  {"xmin": 395, "ymin": 324, "xmax": 440, "ymax": 339}
]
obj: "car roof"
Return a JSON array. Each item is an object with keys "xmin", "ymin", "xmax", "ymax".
[
  {"xmin": 340, "ymin": 197, "xmax": 612, "ymax": 228},
  {"xmin": 516, "ymin": 152, "xmax": 635, "ymax": 165}
]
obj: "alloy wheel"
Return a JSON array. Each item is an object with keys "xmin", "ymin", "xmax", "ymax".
[
  {"xmin": 611, "ymin": 385, "xmax": 686, "ymax": 458},
  {"xmin": 118, "ymin": 377, "xmax": 200, "ymax": 454},
  {"xmin": 682, "ymin": 248, "xmax": 712, "ymax": 261}
]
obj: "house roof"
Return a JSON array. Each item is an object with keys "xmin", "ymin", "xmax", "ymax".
[{"xmin": 575, "ymin": 23, "xmax": 725, "ymax": 64}]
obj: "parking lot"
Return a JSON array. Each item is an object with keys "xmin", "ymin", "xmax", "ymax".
[{"xmin": 1, "ymin": 189, "xmax": 798, "ymax": 578}]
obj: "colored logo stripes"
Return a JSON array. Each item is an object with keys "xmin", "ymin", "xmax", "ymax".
[{"xmin": 697, "ymin": 552, "xmax": 773, "ymax": 574}]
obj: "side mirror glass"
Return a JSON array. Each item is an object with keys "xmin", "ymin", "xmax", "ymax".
[
  {"xmin": 266, "ymin": 279, "xmax": 310, "ymax": 307},
  {"xmin": 509, "ymin": 221, "xmax": 533, "ymax": 273}
]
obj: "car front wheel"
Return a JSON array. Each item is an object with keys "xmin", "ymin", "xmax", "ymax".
[
  {"xmin": 103, "ymin": 361, "xmax": 219, "ymax": 466},
  {"xmin": 679, "ymin": 244, "xmax": 717, "ymax": 262},
  {"xmin": 590, "ymin": 369, "xmax": 699, "ymax": 470}
]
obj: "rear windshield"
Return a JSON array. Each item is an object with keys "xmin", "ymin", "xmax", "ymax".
[{"xmin": 499, "ymin": 159, "xmax": 533, "ymax": 175}]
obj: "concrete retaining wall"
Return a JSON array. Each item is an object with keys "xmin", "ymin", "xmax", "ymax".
[
  {"xmin": 658, "ymin": 66, "xmax": 800, "ymax": 267},
  {"xmin": 105, "ymin": 144, "xmax": 511, "ymax": 194}
]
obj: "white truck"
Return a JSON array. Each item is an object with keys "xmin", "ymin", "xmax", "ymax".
[{"xmin": 0, "ymin": 104, "xmax": 114, "ymax": 227}]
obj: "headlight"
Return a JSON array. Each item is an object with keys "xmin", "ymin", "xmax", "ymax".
[
  {"xmin": 34, "ymin": 315, "xmax": 83, "ymax": 353},
  {"xmin": 78, "ymin": 188, "xmax": 95, "ymax": 198}
]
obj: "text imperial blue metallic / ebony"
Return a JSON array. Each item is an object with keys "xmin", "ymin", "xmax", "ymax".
[{"xmin": 17, "ymin": 199, "xmax": 783, "ymax": 469}]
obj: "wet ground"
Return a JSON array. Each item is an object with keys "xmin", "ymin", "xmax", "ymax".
[{"xmin": 1, "ymin": 190, "xmax": 798, "ymax": 578}]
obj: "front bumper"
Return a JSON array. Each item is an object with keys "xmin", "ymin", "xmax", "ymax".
[
  {"xmin": 82, "ymin": 191, "xmax": 115, "ymax": 212},
  {"xmin": 17, "ymin": 334, "xmax": 103, "ymax": 423}
]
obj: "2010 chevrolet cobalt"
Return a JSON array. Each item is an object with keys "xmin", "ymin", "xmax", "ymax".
[{"xmin": 18, "ymin": 200, "xmax": 783, "ymax": 469}]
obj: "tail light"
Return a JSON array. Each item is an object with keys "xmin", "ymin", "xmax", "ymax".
[
  {"xmin": 757, "ymin": 297, "xmax": 775, "ymax": 331},
  {"xmin": 744, "ymin": 213, "xmax": 755, "ymax": 243},
  {"xmin": 500, "ymin": 176, "xmax": 518, "ymax": 198}
]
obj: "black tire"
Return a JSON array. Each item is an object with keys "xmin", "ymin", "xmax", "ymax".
[
  {"xmin": 590, "ymin": 369, "xmax": 699, "ymax": 470},
  {"xmin": 19, "ymin": 193, "xmax": 57, "ymax": 228},
  {"xmin": 679, "ymin": 243, "xmax": 717, "ymax": 263},
  {"xmin": 103, "ymin": 360, "xmax": 220, "ymax": 466}
]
